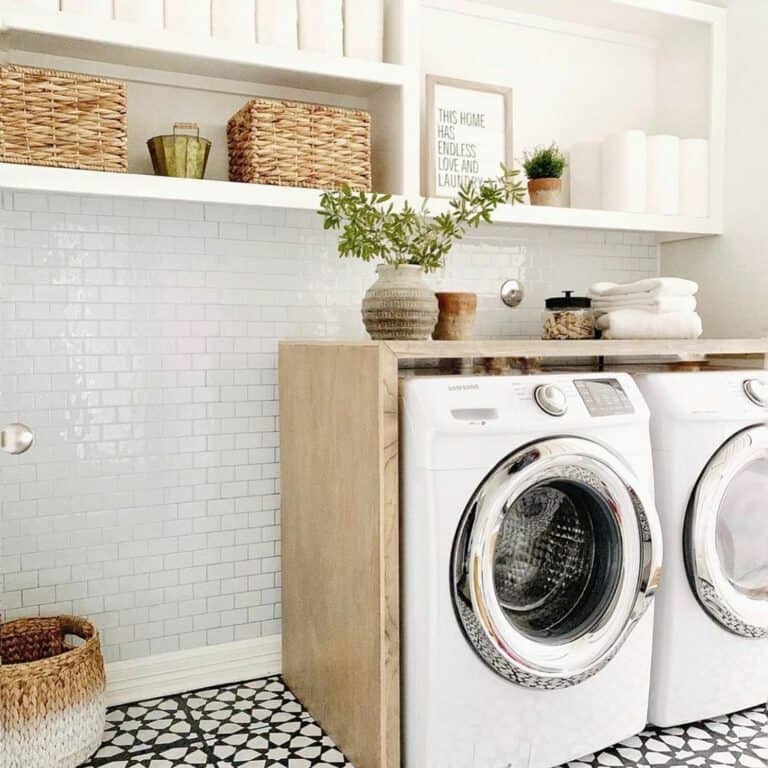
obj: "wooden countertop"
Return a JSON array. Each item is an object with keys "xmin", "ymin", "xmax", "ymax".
[{"xmin": 281, "ymin": 338, "xmax": 768, "ymax": 361}]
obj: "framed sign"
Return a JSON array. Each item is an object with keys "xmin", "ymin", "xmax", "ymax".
[{"xmin": 426, "ymin": 76, "xmax": 513, "ymax": 198}]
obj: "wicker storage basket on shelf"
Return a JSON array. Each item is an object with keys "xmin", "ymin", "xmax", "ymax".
[
  {"xmin": 227, "ymin": 98, "xmax": 371, "ymax": 191},
  {"xmin": 0, "ymin": 64, "xmax": 127, "ymax": 172},
  {"xmin": 0, "ymin": 616, "xmax": 107, "ymax": 768}
]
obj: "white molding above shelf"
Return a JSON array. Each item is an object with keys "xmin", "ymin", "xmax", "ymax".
[
  {"xmin": 0, "ymin": 164, "xmax": 723, "ymax": 242},
  {"xmin": 0, "ymin": 6, "xmax": 406, "ymax": 96}
]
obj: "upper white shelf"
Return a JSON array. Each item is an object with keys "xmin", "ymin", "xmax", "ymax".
[
  {"xmin": 454, "ymin": 0, "xmax": 725, "ymax": 39},
  {"xmin": 0, "ymin": 6, "xmax": 406, "ymax": 96},
  {"xmin": 0, "ymin": 164, "xmax": 722, "ymax": 243}
]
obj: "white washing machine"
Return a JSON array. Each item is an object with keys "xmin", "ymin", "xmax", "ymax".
[
  {"xmin": 400, "ymin": 373, "xmax": 663, "ymax": 768},
  {"xmin": 635, "ymin": 371, "xmax": 768, "ymax": 727}
]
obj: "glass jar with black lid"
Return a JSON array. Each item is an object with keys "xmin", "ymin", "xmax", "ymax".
[{"xmin": 542, "ymin": 291, "xmax": 595, "ymax": 340}]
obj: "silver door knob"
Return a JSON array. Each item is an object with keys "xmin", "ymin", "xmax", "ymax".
[{"xmin": 1, "ymin": 423, "xmax": 34, "ymax": 455}]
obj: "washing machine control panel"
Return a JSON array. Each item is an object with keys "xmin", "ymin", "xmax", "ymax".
[
  {"xmin": 744, "ymin": 379, "xmax": 768, "ymax": 407},
  {"xmin": 574, "ymin": 378, "xmax": 635, "ymax": 417}
]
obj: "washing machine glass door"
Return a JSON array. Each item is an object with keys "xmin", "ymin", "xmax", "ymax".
[
  {"xmin": 686, "ymin": 425, "xmax": 768, "ymax": 637},
  {"xmin": 451, "ymin": 436, "xmax": 662, "ymax": 689}
]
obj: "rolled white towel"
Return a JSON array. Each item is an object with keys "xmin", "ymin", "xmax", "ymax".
[
  {"xmin": 589, "ymin": 277, "xmax": 698, "ymax": 298},
  {"xmin": 596, "ymin": 310, "xmax": 703, "ymax": 340},
  {"xmin": 592, "ymin": 295, "xmax": 697, "ymax": 316}
]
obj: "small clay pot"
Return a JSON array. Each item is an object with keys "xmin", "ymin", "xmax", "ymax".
[
  {"xmin": 528, "ymin": 177, "xmax": 563, "ymax": 207},
  {"xmin": 433, "ymin": 292, "xmax": 478, "ymax": 340}
]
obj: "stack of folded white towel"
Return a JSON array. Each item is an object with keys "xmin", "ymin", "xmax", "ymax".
[{"xmin": 588, "ymin": 277, "xmax": 703, "ymax": 339}]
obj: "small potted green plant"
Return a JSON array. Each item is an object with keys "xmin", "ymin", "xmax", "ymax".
[
  {"xmin": 523, "ymin": 142, "xmax": 567, "ymax": 207},
  {"xmin": 319, "ymin": 167, "xmax": 525, "ymax": 340}
]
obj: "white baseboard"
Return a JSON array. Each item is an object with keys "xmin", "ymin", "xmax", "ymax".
[{"xmin": 105, "ymin": 634, "xmax": 282, "ymax": 707}]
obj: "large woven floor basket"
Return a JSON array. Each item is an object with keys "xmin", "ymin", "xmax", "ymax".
[
  {"xmin": 0, "ymin": 64, "xmax": 127, "ymax": 172},
  {"xmin": 227, "ymin": 98, "xmax": 371, "ymax": 191},
  {"xmin": 0, "ymin": 616, "xmax": 107, "ymax": 768}
]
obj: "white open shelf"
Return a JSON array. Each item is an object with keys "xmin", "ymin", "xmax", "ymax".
[
  {"xmin": 0, "ymin": 163, "xmax": 718, "ymax": 242},
  {"xmin": 0, "ymin": 5, "xmax": 406, "ymax": 96},
  {"xmin": 421, "ymin": 0, "xmax": 726, "ymax": 239},
  {"xmin": 426, "ymin": 197, "xmax": 721, "ymax": 241},
  {"xmin": 0, "ymin": 0, "xmax": 726, "ymax": 244},
  {"xmin": 0, "ymin": 0, "xmax": 419, "ymax": 198},
  {"xmin": 0, "ymin": 163, "xmax": 323, "ymax": 209}
]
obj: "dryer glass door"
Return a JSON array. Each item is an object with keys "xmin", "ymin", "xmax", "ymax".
[
  {"xmin": 686, "ymin": 425, "xmax": 768, "ymax": 637},
  {"xmin": 451, "ymin": 436, "xmax": 662, "ymax": 689}
]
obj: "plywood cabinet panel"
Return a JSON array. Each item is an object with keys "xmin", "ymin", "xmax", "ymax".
[{"xmin": 279, "ymin": 342, "xmax": 399, "ymax": 768}]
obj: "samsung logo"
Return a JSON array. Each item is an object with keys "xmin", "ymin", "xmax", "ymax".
[{"xmin": 448, "ymin": 383, "xmax": 480, "ymax": 391}]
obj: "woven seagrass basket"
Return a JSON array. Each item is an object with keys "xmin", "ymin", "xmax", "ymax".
[
  {"xmin": 227, "ymin": 98, "xmax": 371, "ymax": 191},
  {"xmin": 0, "ymin": 64, "xmax": 127, "ymax": 172},
  {"xmin": 0, "ymin": 616, "xmax": 107, "ymax": 768}
]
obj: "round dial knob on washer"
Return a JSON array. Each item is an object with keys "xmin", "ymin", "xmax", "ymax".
[
  {"xmin": 744, "ymin": 379, "xmax": 768, "ymax": 407},
  {"xmin": 534, "ymin": 384, "xmax": 568, "ymax": 417}
]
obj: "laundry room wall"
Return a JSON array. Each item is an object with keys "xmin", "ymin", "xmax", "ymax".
[
  {"xmin": 661, "ymin": 0, "xmax": 768, "ymax": 338},
  {"xmin": 0, "ymin": 188, "xmax": 659, "ymax": 663}
]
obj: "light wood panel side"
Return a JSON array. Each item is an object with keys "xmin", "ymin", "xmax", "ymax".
[
  {"xmin": 378, "ymin": 343, "xmax": 400, "ymax": 768},
  {"xmin": 279, "ymin": 342, "xmax": 400, "ymax": 768}
]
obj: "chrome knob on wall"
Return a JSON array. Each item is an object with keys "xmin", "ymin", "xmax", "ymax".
[
  {"xmin": 1, "ymin": 423, "xmax": 34, "ymax": 455},
  {"xmin": 500, "ymin": 279, "xmax": 524, "ymax": 308}
]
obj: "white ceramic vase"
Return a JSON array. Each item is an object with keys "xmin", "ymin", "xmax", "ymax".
[
  {"xmin": 212, "ymin": 0, "xmax": 255, "ymax": 43},
  {"xmin": 60, "ymin": 0, "xmax": 112, "ymax": 18},
  {"xmin": 165, "ymin": 0, "xmax": 211, "ymax": 36},
  {"xmin": 114, "ymin": 0, "xmax": 163, "ymax": 27},
  {"xmin": 344, "ymin": 0, "xmax": 383, "ymax": 61},
  {"xmin": 361, "ymin": 264, "xmax": 439, "ymax": 341},
  {"xmin": 256, "ymin": 0, "xmax": 297, "ymax": 48},
  {"xmin": 298, "ymin": 0, "xmax": 342, "ymax": 56}
]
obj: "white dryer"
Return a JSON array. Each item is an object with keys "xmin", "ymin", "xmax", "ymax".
[
  {"xmin": 635, "ymin": 371, "xmax": 768, "ymax": 727},
  {"xmin": 401, "ymin": 373, "xmax": 663, "ymax": 768}
]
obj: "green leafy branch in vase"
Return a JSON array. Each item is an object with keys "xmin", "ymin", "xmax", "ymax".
[{"xmin": 318, "ymin": 165, "xmax": 526, "ymax": 273}]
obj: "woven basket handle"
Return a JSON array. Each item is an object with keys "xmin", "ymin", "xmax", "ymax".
[
  {"xmin": 59, "ymin": 615, "xmax": 96, "ymax": 642},
  {"xmin": 173, "ymin": 122, "xmax": 200, "ymax": 138}
]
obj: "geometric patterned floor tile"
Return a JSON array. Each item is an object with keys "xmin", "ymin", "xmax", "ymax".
[
  {"xmin": 180, "ymin": 677, "xmax": 308, "ymax": 740},
  {"xmin": 207, "ymin": 722, "xmax": 352, "ymax": 767},
  {"xmin": 87, "ymin": 696, "xmax": 197, "ymax": 763},
  {"xmin": 79, "ymin": 676, "xmax": 347, "ymax": 768},
  {"xmin": 564, "ymin": 707, "xmax": 768, "ymax": 768},
  {"xmin": 81, "ymin": 674, "xmax": 768, "ymax": 768}
]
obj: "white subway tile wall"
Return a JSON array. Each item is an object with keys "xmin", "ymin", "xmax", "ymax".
[{"xmin": 0, "ymin": 189, "xmax": 659, "ymax": 662}]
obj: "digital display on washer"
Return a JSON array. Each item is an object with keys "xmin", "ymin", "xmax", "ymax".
[{"xmin": 574, "ymin": 379, "xmax": 635, "ymax": 416}]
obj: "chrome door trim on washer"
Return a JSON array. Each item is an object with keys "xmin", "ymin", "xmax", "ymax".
[
  {"xmin": 451, "ymin": 436, "xmax": 662, "ymax": 690},
  {"xmin": 686, "ymin": 425, "xmax": 768, "ymax": 638}
]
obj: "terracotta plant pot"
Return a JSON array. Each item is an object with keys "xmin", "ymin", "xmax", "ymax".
[
  {"xmin": 528, "ymin": 177, "xmax": 563, "ymax": 207},
  {"xmin": 433, "ymin": 292, "xmax": 478, "ymax": 340},
  {"xmin": 361, "ymin": 264, "xmax": 438, "ymax": 340}
]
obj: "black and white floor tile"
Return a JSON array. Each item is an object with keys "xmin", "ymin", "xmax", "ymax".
[
  {"xmin": 81, "ymin": 676, "xmax": 352, "ymax": 768},
  {"xmin": 82, "ymin": 675, "xmax": 768, "ymax": 767},
  {"xmin": 564, "ymin": 708, "xmax": 768, "ymax": 768}
]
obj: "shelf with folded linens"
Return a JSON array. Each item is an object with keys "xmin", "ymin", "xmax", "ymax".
[{"xmin": 0, "ymin": 2, "xmax": 404, "ymax": 96}]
